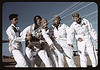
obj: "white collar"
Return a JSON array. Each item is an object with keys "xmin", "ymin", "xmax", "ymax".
[
  {"xmin": 74, "ymin": 18, "xmax": 84, "ymax": 25},
  {"xmin": 11, "ymin": 24, "xmax": 16, "ymax": 27},
  {"xmin": 52, "ymin": 23, "xmax": 62, "ymax": 28}
]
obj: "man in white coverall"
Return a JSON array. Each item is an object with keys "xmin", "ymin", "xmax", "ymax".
[
  {"xmin": 50, "ymin": 15, "xmax": 76, "ymax": 67},
  {"xmin": 20, "ymin": 15, "xmax": 55, "ymax": 67},
  {"xmin": 67, "ymin": 12, "xmax": 98, "ymax": 67},
  {"xmin": 34, "ymin": 18, "xmax": 58, "ymax": 67},
  {"xmin": 6, "ymin": 14, "xmax": 28, "ymax": 67}
]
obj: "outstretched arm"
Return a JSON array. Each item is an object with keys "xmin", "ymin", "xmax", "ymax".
[{"xmin": 42, "ymin": 29, "xmax": 55, "ymax": 50}]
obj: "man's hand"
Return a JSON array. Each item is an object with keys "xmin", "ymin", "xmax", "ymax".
[
  {"xmin": 26, "ymin": 33, "xmax": 33, "ymax": 40},
  {"xmin": 78, "ymin": 38, "xmax": 83, "ymax": 42},
  {"xmin": 26, "ymin": 33, "xmax": 32, "ymax": 36},
  {"xmin": 26, "ymin": 36, "xmax": 32, "ymax": 40},
  {"xmin": 50, "ymin": 44, "xmax": 55, "ymax": 51},
  {"xmin": 51, "ymin": 35, "xmax": 55, "ymax": 41},
  {"xmin": 96, "ymin": 39, "xmax": 98, "ymax": 43},
  {"xmin": 68, "ymin": 44, "xmax": 73, "ymax": 48}
]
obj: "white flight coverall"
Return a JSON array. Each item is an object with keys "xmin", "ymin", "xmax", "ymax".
[
  {"xmin": 20, "ymin": 24, "xmax": 55, "ymax": 67},
  {"xmin": 52, "ymin": 23, "xmax": 76, "ymax": 67},
  {"xmin": 67, "ymin": 18, "xmax": 98, "ymax": 67},
  {"xmin": 34, "ymin": 29, "xmax": 58, "ymax": 67},
  {"xmin": 6, "ymin": 24, "xmax": 28, "ymax": 67}
]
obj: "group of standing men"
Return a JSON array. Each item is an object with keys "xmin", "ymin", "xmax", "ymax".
[{"xmin": 6, "ymin": 12, "xmax": 98, "ymax": 67}]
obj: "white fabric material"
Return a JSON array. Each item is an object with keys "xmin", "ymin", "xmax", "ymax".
[
  {"xmin": 6, "ymin": 24, "xmax": 28, "ymax": 67},
  {"xmin": 45, "ymin": 46, "xmax": 58, "ymax": 67},
  {"xmin": 41, "ymin": 29, "xmax": 53, "ymax": 45},
  {"xmin": 68, "ymin": 18, "xmax": 98, "ymax": 67},
  {"xmin": 77, "ymin": 39, "xmax": 97, "ymax": 67},
  {"xmin": 6, "ymin": 24, "xmax": 25, "ymax": 42},
  {"xmin": 53, "ymin": 23, "xmax": 76, "ymax": 67},
  {"xmin": 25, "ymin": 47, "xmax": 33, "ymax": 67},
  {"xmin": 20, "ymin": 25, "xmax": 34, "ymax": 41},
  {"xmin": 22, "ymin": 24, "xmax": 53, "ymax": 67},
  {"xmin": 38, "ymin": 50, "xmax": 52, "ymax": 67},
  {"xmin": 53, "ymin": 42, "xmax": 65, "ymax": 67},
  {"xmin": 67, "ymin": 18, "xmax": 97, "ymax": 44},
  {"xmin": 20, "ymin": 24, "xmax": 54, "ymax": 46},
  {"xmin": 25, "ymin": 47, "xmax": 52, "ymax": 67},
  {"xmin": 55, "ymin": 39, "xmax": 76, "ymax": 67},
  {"xmin": 12, "ymin": 50, "xmax": 28, "ymax": 67},
  {"xmin": 53, "ymin": 24, "xmax": 69, "ymax": 40},
  {"xmin": 34, "ymin": 44, "xmax": 58, "ymax": 67},
  {"xmin": 34, "ymin": 29, "xmax": 58, "ymax": 67},
  {"xmin": 6, "ymin": 24, "xmax": 23, "ymax": 53}
]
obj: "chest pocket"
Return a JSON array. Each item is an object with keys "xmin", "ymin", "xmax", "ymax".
[
  {"xmin": 75, "ymin": 23, "xmax": 88, "ymax": 34},
  {"xmin": 61, "ymin": 28, "xmax": 66, "ymax": 35},
  {"xmin": 74, "ymin": 24, "xmax": 81, "ymax": 33},
  {"xmin": 81, "ymin": 23, "xmax": 88, "ymax": 32}
]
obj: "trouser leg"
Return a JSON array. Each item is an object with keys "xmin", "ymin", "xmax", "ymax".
[
  {"xmin": 94, "ymin": 50, "xmax": 98, "ymax": 65},
  {"xmin": 25, "ymin": 47, "xmax": 33, "ymax": 67},
  {"xmin": 12, "ymin": 50, "xmax": 28, "ymax": 67},
  {"xmin": 34, "ymin": 54, "xmax": 42, "ymax": 67},
  {"xmin": 34, "ymin": 52, "xmax": 58, "ymax": 67},
  {"xmin": 53, "ymin": 41, "xmax": 64, "ymax": 67},
  {"xmin": 86, "ymin": 40, "xmax": 97, "ymax": 67},
  {"xmin": 48, "ymin": 51, "xmax": 58, "ymax": 67},
  {"xmin": 59, "ymin": 40, "xmax": 76, "ymax": 67},
  {"xmin": 34, "ymin": 44, "xmax": 58, "ymax": 67},
  {"xmin": 64, "ymin": 47, "xmax": 76, "ymax": 67},
  {"xmin": 57, "ymin": 51, "xmax": 64, "ymax": 67},
  {"xmin": 45, "ymin": 46, "xmax": 58, "ymax": 67},
  {"xmin": 77, "ymin": 41, "xmax": 87, "ymax": 67},
  {"xmin": 38, "ymin": 50, "xmax": 52, "ymax": 67}
]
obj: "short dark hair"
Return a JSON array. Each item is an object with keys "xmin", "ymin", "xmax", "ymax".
[
  {"xmin": 34, "ymin": 15, "xmax": 42, "ymax": 24},
  {"xmin": 9, "ymin": 14, "xmax": 18, "ymax": 20}
]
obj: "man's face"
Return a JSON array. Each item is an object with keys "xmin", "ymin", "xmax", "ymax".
[
  {"xmin": 72, "ymin": 16, "xmax": 81, "ymax": 24},
  {"xmin": 72, "ymin": 17, "xmax": 79, "ymax": 22},
  {"xmin": 42, "ymin": 20, "xmax": 48, "ymax": 28},
  {"xmin": 53, "ymin": 19, "xmax": 60, "ymax": 25},
  {"xmin": 37, "ymin": 19, "xmax": 42, "ymax": 26},
  {"xmin": 11, "ymin": 17, "xmax": 18, "ymax": 25}
]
